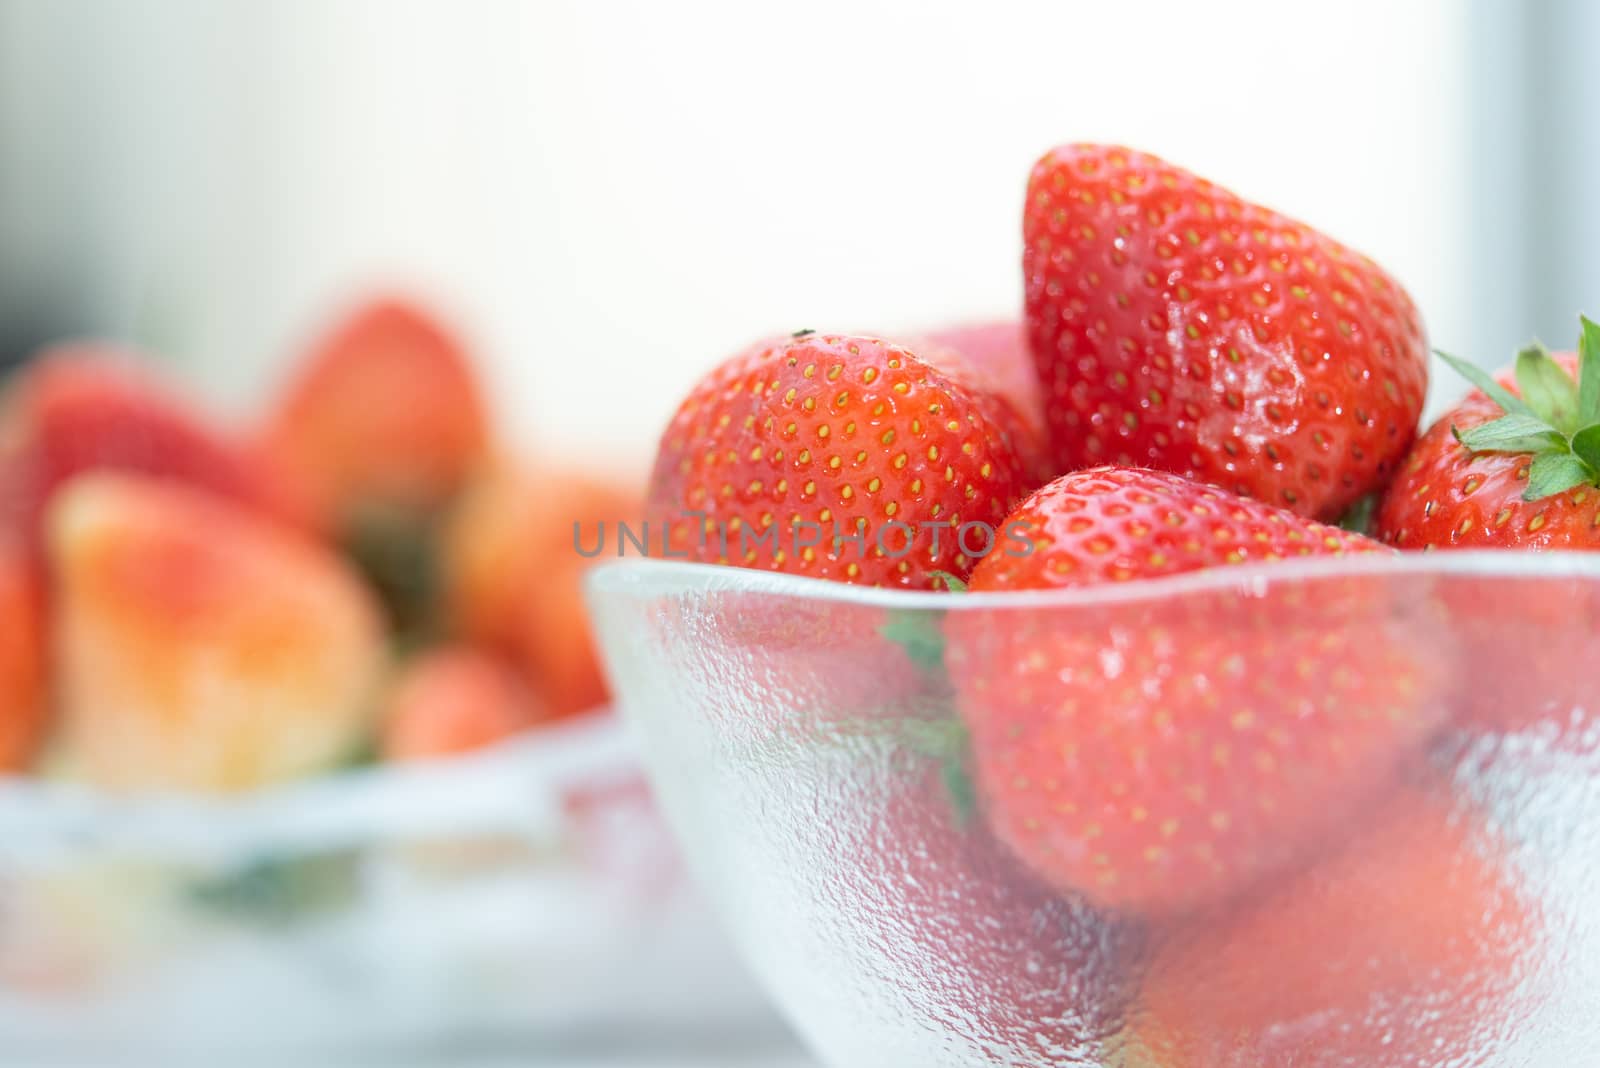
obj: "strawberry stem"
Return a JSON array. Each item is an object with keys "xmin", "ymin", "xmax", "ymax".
[
  {"xmin": 1435, "ymin": 349, "xmax": 1532, "ymax": 418},
  {"xmin": 1579, "ymin": 316, "xmax": 1600, "ymax": 424},
  {"xmin": 880, "ymin": 610, "xmax": 946, "ymax": 671},
  {"xmin": 1514, "ymin": 342, "xmax": 1579, "ymax": 433},
  {"xmin": 1438, "ymin": 318, "xmax": 1600, "ymax": 502},
  {"xmin": 1335, "ymin": 493, "xmax": 1379, "ymax": 535}
]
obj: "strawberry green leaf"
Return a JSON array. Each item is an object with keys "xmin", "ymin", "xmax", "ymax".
[
  {"xmin": 1514, "ymin": 343, "xmax": 1580, "ymax": 433},
  {"xmin": 899, "ymin": 717, "xmax": 976, "ymax": 827},
  {"xmin": 1579, "ymin": 316, "xmax": 1600, "ymax": 426},
  {"xmin": 1455, "ymin": 413, "xmax": 1565, "ymax": 455},
  {"xmin": 880, "ymin": 611, "xmax": 946, "ymax": 671},
  {"xmin": 1571, "ymin": 423, "xmax": 1600, "ymax": 473},
  {"xmin": 187, "ymin": 849, "xmax": 363, "ymax": 926},
  {"xmin": 1435, "ymin": 349, "xmax": 1533, "ymax": 417},
  {"xmin": 899, "ymin": 715, "xmax": 969, "ymax": 760},
  {"xmin": 1523, "ymin": 449, "xmax": 1594, "ymax": 501},
  {"xmin": 1335, "ymin": 493, "xmax": 1378, "ymax": 535},
  {"xmin": 928, "ymin": 570, "xmax": 968, "ymax": 593},
  {"xmin": 941, "ymin": 758, "xmax": 976, "ymax": 828}
]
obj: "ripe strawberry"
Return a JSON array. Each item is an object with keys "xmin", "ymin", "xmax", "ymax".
[
  {"xmin": 1376, "ymin": 323, "xmax": 1600, "ymax": 548},
  {"xmin": 1023, "ymin": 144, "xmax": 1427, "ymax": 519},
  {"xmin": 1125, "ymin": 790, "xmax": 1535, "ymax": 1066},
  {"xmin": 0, "ymin": 347, "xmax": 297, "ymax": 558},
  {"xmin": 443, "ymin": 463, "xmax": 640, "ymax": 719},
  {"xmin": 0, "ymin": 533, "xmax": 46, "ymax": 772},
  {"xmin": 1376, "ymin": 323, "xmax": 1600, "ymax": 737},
  {"xmin": 947, "ymin": 467, "xmax": 1450, "ymax": 915},
  {"xmin": 646, "ymin": 332, "xmax": 1034, "ymax": 588},
  {"xmin": 256, "ymin": 297, "xmax": 489, "ymax": 533},
  {"xmin": 381, "ymin": 645, "xmax": 545, "ymax": 761},
  {"xmin": 50, "ymin": 474, "xmax": 385, "ymax": 792}
]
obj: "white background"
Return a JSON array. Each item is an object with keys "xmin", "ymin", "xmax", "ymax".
[{"xmin": 2, "ymin": 0, "xmax": 1489, "ymax": 477}]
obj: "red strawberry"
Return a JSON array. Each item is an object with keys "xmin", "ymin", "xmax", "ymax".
[
  {"xmin": 381, "ymin": 645, "xmax": 545, "ymax": 761},
  {"xmin": 1125, "ymin": 790, "xmax": 1535, "ymax": 1066},
  {"xmin": 947, "ymin": 467, "xmax": 1450, "ymax": 915},
  {"xmin": 1376, "ymin": 329, "xmax": 1600, "ymax": 548},
  {"xmin": 443, "ymin": 463, "xmax": 640, "ymax": 720},
  {"xmin": 257, "ymin": 297, "xmax": 489, "ymax": 533},
  {"xmin": 1376, "ymin": 325, "xmax": 1600, "ymax": 736},
  {"xmin": 1023, "ymin": 144, "xmax": 1427, "ymax": 519},
  {"xmin": 50, "ymin": 474, "xmax": 385, "ymax": 792},
  {"xmin": 0, "ymin": 347, "xmax": 297, "ymax": 558},
  {"xmin": 646, "ymin": 332, "xmax": 1034, "ymax": 589},
  {"xmin": 0, "ymin": 533, "xmax": 45, "ymax": 772}
]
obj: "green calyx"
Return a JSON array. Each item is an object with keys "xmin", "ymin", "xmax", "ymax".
[
  {"xmin": 1437, "ymin": 315, "xmax": 1600, "ymax": 501},
  {"xmin": 1335, "ymin": 493, "xmax": 1379, "ymax": 535},
  {"xmin": 879, "ymin": 572, "xmax": 966, "ymax": 669}
]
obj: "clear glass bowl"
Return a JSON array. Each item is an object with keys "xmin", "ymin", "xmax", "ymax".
[
  {"xmin": 0, "ymin": 714, "xmax": 778, "ymax": 1060},
  {"xmin": 588, "ymin": 554, "xmax": 1600, "ymax": 1068}
]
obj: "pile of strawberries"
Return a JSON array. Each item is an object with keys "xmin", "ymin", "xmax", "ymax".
[
  {"xmin": 0, "ymin": 298, "xmax": 635, "ymax": 791},
  {"xmin": 643, "ymin": 144, "xmax": 1593, "ymax": 1063}
]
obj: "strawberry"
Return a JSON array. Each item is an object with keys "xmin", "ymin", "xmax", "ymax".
[
  {"xmin": 1023, "ymin": 144, "xmax": 1427, "ymax": 519},
  {"xmin": 49, "ymin": 474, "xmax": 385, "ymax": 792},
  {"xmin": 381, "ymin": 645, "xmax": 545, "ymax": 761},
  {"xmin": 947, "ymin": 467, "xmax": 1450, "ymax": 915},
  {"xmin": 0, "ymin": 347, "xmax": 297, "ymax": 558},
  {"xmin": 0, "ymin": 533, "xmax": 45, "ymax": 772},
  {"xmin": 443, "ymin": 463, "xmax": 640, "ymax": 720},
  {"xmin": 256, "ymin": 297, "xmax": 489, "ymax": 533},
  {"xmin": 1376, "ymin": 322, "xmax": 1600, "ymax": 548},
  {"xmin": 1124, "ymin": 790, "xmax": 1535, "ymax": 1066},
  {"xmin": 646, "ymin": 332, "xmax": 1034, "ymax": 588},
  {"xmin": 1375, "ymin": 323, "xmax": 1600, "ymax": 736}
]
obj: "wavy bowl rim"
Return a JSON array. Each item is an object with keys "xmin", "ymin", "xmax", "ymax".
[
  {"xmin": 586, "ymin": 551, "xmax": 1600, "ymax": 611},
  {"xmin": 0, "ymin": 711, "xmax": 637, "ymax": 853}
]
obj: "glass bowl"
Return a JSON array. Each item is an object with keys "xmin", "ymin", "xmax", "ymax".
[
  {"xmin": 0, "ymin": 713, "xmax": 778, "ymax": 1060},
  {"xmin": 588, "ymin": 554, "xmax": 1600, "ymax": 1068}
]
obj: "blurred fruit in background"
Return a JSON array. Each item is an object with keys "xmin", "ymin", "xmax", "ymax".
[
  {"xmin": 443, "ymin": 463, "xmax": 640, "ymax": 722},
  {"xmin": 257, "ymin": 297, "xmax": 489, "ymax": 533},
  {"xmin": 0, "ymin": 533, "xmax": 45, "ymax": 771},
  {"xmin": 49, "ymin": 473, "xmax": 386, "ymax": 792},
  {"xmin": 0, "ymin": 291, "xmax": 638, "ymax": 788},
  {"xmin": 256, "ymin": 298, "xmax": 492, "ymax": 639},
  {"xmin": 0, "ymin": 347, "xmax": 299, "ymax": 563},
  {"xmin": 381, "ymin": 645, "xmax": 546, "ymax": 762}
]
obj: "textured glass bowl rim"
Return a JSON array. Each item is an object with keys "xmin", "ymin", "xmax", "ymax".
[
  {"xmin": 587, "ymin": 551, "xmax": 1600, "ymax": 612},
  {"xmin": 0, "ymin": 712, "xmax": 635, "ymax": 858}
]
